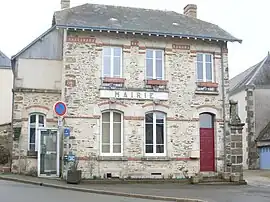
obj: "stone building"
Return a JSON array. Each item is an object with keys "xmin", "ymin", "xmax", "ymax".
[
  {"xmin": 230, "ymin": 52, "xmax": 270, "ymax": 170},
  {"xmin": 11, "ymin": 1, "xmax": 242, "ymax": 178}
]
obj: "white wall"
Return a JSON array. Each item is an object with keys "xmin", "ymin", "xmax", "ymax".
[
  {"xmin": 16, "ymin": 59, "xmax": 62, "ymax": 90},
  {"xmin": 230, "ymin": 90, "xmax": 248, "ymax": 169},
  {"xmin": 0, "ymin": 68, "xmax": 13, "ymax": 124}
]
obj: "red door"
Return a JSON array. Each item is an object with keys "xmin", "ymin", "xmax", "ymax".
[{"xmin": 199, "ymin": 113, "xmax": 215, "ymax": 172}]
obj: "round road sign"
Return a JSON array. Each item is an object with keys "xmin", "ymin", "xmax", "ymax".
[{"xmin": 54, "ymin": 101, "xmax": 67, "ymax": 116}]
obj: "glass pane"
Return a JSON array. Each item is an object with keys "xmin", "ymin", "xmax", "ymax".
[
  {"xmin": 197, "ymin": 62, "xmax": 203, "ymax": 80},
  {"xmin": 156, "ymin": 145, "xmax": 164, "ymax": 153},
  {"xmin": 102, "ymin": 144, "xmax": 110, "ymax": 153},
  {"xmin": 102, "ymin": 112, "xmax": 110, "ymax": 122},
  {"xmin": 197, "ymin": 54, "xmax": 203, "ymax": 62},
  {"xmin": 103, "ymin": 47, "xmax": 111, "ymax": 56},
  {"xmin": 30, "ymin": 128, "xmax": 36, "ymax": 143},
  {"xmin": 39, "ymin": 115, "xmax": 44, "ymax": 124},
  {"xmin": 205, "ymin": 54, "xmax": 212, "ymax": 62},
  {"xmin": 113, "ymin": 144, "xmax": 121, "ymax": 153},
  {"xmin": 156, "ymin": 112, "xmax": 164, "ymax": 123},
  {"xmin": 146, "ymin": 145, "xmax": 153, "ymax": 153},
  {"xmin": 146, "ymin": 59, "xmax": 153, "ymax": 79},
  {"xmin": 113, "ymin": 123, "xmax": 121, "ymax": 144},
  {"xmin": 29, "ymin": 143, "xmax": 35, "ymax": 151},
  {"xmin": 146, "ymin": 50, "xmax": 153, "ymax": 58},
  {"xmin": 206, "ymin": 63, "xmax": 212, "ymax": 81},
  {"xmin": 155, "ymin": 59, "xmax": 162, "ymax": 79},
  {"xmin": 113, "ymin": 48, "xmax": 121, "ymax": 57},
  {"xmin": 103, "ymin": 56, "xmax": 111, "ymax": 77},
  {"xmin": 113, "ymin": 57, "xmax": 121, "ymax": 77},
  {"xmin": 113, "ymin": 112, "xmax": 121, "ymax": 122},
  {"xmin": 145, "ymin": 124, "xmax": 153, "ymax": 144},
  {"xmin": 199, "ymin": 113, "xmax": 213, "ymax": 128},
  {"xmin": 156, "ymin": 124, "xmax": 164, "ymax": 144},
  {"xmin": 155, "ymin": 50, "xmax": 163, "ymax": 59},
  {"xmin": 30, "ymin": 115, "xmax": 36, "ymax": 123},
  {"xmin": 102, "ymin": 123, "xmax": 110, "ymax": 143},
  {"xmin": 145, "ymin": 113, "xmax": 153, "ymax": 123}
]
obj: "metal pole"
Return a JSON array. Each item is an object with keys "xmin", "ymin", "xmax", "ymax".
[{"xmin": 65, "ymin": 133, "xmax": 69, "ymax": 180}]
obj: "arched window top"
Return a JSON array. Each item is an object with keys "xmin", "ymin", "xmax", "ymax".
[
  {"xmin": 199, "ymin": 113, "xmax": 214, "ymax": 128},
  {"xmin": 145, "ymin": 111, "xmax": 166, "ymax": 124}
]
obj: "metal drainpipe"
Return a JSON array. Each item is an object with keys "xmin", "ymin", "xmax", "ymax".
[{"xmin": 220, "ymin": 42, "xmax": 227, "ymax": 172}]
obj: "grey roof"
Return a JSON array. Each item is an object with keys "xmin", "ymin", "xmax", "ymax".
[
  {"xmin": 52, "ymin": 3, "xmax": 241, "ymax": 42},
  {"xmin": 0, "ymin": 50, "xmax": 11, "ymax": 68},
  {"xmin": 257, "ymin": 121, "xmax": 270, "ymax": 141},
  {"xmin": 229, "ymin": 52, "xmax": 270, "ymax": 95}
]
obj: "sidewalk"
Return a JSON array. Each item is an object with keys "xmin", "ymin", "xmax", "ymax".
[
  {"xmin": 0, "ymin": 173, "xmax": 268, "ymax": 202},
  {"xmin": 0, "ymin": 174, "xmax": 204, "ymax": 202}
]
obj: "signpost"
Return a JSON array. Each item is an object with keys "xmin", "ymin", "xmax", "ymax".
[{"xmin": 53, "ymin": 101, "xmax": 69, "ymax": 180}]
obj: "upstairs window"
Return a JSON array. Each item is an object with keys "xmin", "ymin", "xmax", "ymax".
[
  {"xmin": 102, "ymin": 47, "xmax": 122, "ymax": 78},
  {"xmin": 196, "ymin": 53, "xmax": 214, "ymax": 82},
  {"xmin": 146, "ymin": 49, "xmax": 164, "ymax": 80}
]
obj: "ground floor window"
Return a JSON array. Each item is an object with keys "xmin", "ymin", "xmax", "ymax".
[
  {"xmin": 101, "ymin": 111, "xmax": 123, "ymax": 155},
  {"xmin": 28, "ymin": 113, "xmax": 46, "ymax": 151},
  {"xmin": 145, "ymin": 111, "xmax": 166, "ymax": 155}
]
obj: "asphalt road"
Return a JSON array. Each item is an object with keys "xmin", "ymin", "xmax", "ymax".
[{"xmin": 0, "ymin": 180, "xmax": 163, "ymax": 202}]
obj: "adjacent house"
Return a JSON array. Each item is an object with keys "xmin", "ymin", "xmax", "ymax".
[
  {"xmin": 0, "ymin": 50, "xmax": 13, "ymax": 173},
  {"xmin": 229, "ymin": 52, "xmax": 270, "ymax": 170},
  {"xmin": 11, "ymin": 0, "xmax": 242, "ymax": 178}
]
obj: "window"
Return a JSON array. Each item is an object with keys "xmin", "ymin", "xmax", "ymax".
[
  {"xmin": 101, "ymin": 111, "xmax": 123, "ymax": 156},
  {"xmin": 28, "ymin": 113, "xmax": 45, "ymax": 151},
  {"xmin": 196, "ymin": 53, "xmax": 214, "ymax": 82},
  {"xmin": 145, "ymin": 112, "xmax": 166, "ymax": 156},
  {"xmin": 102, "ymin": 47, "xmax": 122, "ymax": 78},
  {"xmin": 146, "ymin": 49, "xmax": 164, "ymax": 80}
]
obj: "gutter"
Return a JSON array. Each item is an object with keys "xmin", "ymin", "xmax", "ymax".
[
  {"xmin": 220, "ymin": 42, "xmax": 227, "ymax": 172},
  {"xmin": 56, "ymin": 25, "xmax": 242, "ymax": 43}
]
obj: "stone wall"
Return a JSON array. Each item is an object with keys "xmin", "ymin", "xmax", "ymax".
[
  {"xmin": 62, "ymin": 31, "xmax": 229, "ymax": 179},
  {"xmin": 0, "ymin": 123, "xmax": 12, "ymax": 172},
  {"xmin": 11, "ymin": 89, "xmax": 60, "ymax": 174}
]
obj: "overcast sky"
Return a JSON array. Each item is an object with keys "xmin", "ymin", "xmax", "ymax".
[{"xmin": 0, "ymin": 0, "xmax": 269, "ymax": 78}]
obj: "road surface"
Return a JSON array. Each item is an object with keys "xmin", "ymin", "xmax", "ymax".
[{"xmin": 0, "ymin": 180, "xmax": 163, "ymax": 202}]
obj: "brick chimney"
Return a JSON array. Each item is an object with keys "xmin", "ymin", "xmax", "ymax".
[
  {"xmin": 61, "ymin": 0, "xmax": 70, "ymax": 9},
  {"xmin": 183, "ymin": 4, "xmax": 197, "ymax": 18}
]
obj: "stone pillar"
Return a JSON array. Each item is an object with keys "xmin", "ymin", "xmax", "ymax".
[{"xmin": 229, "ymin": 100, "xmax": 245, "ymax": 180}]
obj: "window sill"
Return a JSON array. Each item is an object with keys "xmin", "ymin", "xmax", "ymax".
[
  {"xmin": 27, "ymin": 151, "xmax": 37, "ymax": 158},
  {"xmin": 146, "ymin": 79, "xmax": 168, "ymax": 86},
  {"xmin": 195, "ymin": 90, "xmax": 219, "ymax": 95},
  {"xmin": 141, "ymin": 156, "xmax": 170, "ymax": 161},
  {"xmin": 97, "ymin": 156, "xmax": 128, "ymax": 161},
  {"xmin": 196, "ymin": 82, "xmax": 218, "ymax": 88},
  {"xmin": 102, "ymin": 77, "xmax": 125, "ymax": 84}
]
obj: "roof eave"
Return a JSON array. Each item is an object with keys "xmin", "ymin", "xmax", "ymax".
[{"xmin": 56, "ymin": 24, "xmax": 242, "ymax": 43}]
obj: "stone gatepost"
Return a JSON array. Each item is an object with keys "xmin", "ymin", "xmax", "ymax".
[{"xmin": 229, "ymin": 100, "xmax": 245, "ymax": 181}]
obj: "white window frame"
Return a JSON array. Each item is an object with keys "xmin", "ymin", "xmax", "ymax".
[
  {"xmin": 102, "ymin": 47, "xmax": 123, "ymax": 78},
  {"xmin": 144, "ymin": 111, "xmax": 166, "ymax": 156},
  {"xmin": 196, "ymin": 53, "xmax": 214, "ymax": 82},
  {"xmin": 100, "ymin": 110, "xmax": 123, "ymax": 156},
  {"xmin": 28, "ymin": 113, "xmax": 46, "ymax": 151},
  {"xmin": 145, "ymin": 49, "xmax": 165, "ymax": 80}
]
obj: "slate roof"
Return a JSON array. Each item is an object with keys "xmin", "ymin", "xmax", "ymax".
[
  {"xmin": 0, "ymin": 50, "xmax": 11, "ymax": 68},
  {"xmin": 257, "ymin": 121, "xmax": 270, "ymax": 141},
  {"xmin": 229, "ymin": 52, "xmax": 270, "ymax": 95},
  {"xmin": 52, "ymin": 3, "xmax": 241, "ymax": 42}
]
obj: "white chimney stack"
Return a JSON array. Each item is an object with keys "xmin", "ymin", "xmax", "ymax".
[
  {"xmin": 183, "ymin": 4, "xmax": 197, "ymax": 18},
  {"xmin": 61, "ymin": 0, "xmax": 70, "ymax": 10}
]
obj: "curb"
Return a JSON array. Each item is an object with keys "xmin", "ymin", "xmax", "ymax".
[{"xmin": 0, "ymin": 176, "xmax": 205, "ymax": 202}]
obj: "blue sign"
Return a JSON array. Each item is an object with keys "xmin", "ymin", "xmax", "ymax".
[
  {"xmin": 67, "ymin": 155, "xmax": 75, "ymax": 162},
  {"xmin": 54, "ymin": 101, "xmax": 67, "ymax": 116},
  {"xmin": 64, "ymin": 128, "xmax": 70, "ymax": 137}
]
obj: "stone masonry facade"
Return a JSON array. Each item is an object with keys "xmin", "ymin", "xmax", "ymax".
[
  {"xmin": 11, "ymin": 30, "xmax": 231, "ymax": 179},
  {"xmin": 61, "ymin": 31, "xmax": 229, "ymax": 179}
]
